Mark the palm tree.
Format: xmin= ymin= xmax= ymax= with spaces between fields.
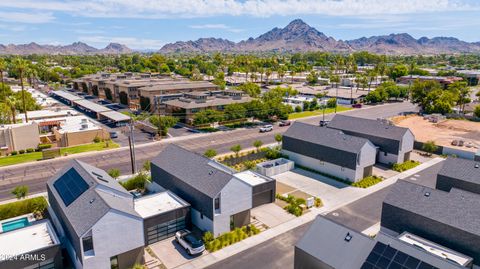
xmin=0 ymin=58 xmax=6 ymax=101
xmin=13 ymin=58 xmax=29 ymax=122
xmin=5 ymin=96 xmax=18 ymax=123
xmin=265 ymin=69 xmax=272 ymax=85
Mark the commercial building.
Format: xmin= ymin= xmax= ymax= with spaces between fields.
xmin=283 ymin=122 xmax=377 ymax=182
xmin=295 ymin=216 xmax=471 ymax=269
xmin=162 ymin=90 xmax=252 ymax=125
xmin=19 ymin=109 xmax=79 ymax=122
xmin=396 ymin=75 xmax=463 ymax=88
xmin=436 ymin=157 xmax=480 ymax=195
xmin=328 ymin=115 xmax=415 ymax=165
xmin=0 ymin=122 xmax=40 ymax=155
xmin=47 ymin=160 xmax=145 ymax=269
xmin=151 ymin=144 xmax=275 ymax=236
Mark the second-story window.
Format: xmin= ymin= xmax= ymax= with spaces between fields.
xmin=83 ymin=236 xmax=94 ymax=253
xmin=214 ymin=196 xmax=221 ymax=213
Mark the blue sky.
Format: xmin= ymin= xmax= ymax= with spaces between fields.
xmin=0 ymin=0 xmax=480 ymax=50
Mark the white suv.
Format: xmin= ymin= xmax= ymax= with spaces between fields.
xmin=175 ymin=230 xmax=205 ymax=255
xmin=259 ymin=125 xmax=273 ymax=132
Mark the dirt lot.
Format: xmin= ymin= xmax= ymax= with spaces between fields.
xmin=395 ymin=115 xmax=480 ymax=152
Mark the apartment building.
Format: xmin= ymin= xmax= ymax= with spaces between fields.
xmin=151 ymin=144 xmax=275 ymax=236
xmin=282 ymin=122 xmax=377 ymax=182
xmin=0 ymin=122 xmax=40 ymax=155
xmin=328 ymin=115 xmax=415 ymax=165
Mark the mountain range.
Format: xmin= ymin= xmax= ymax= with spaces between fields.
xmin=0 ymin=42 xmax=132 ymax=55
xmin=2 ymin=19 xmax=480 ymax=55
xmin=159 ymin=19 xmax=480 ymax=55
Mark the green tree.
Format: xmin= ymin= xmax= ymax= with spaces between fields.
xmin=11 ymin=185 xmax=29 ymax=199
xmin=237 ymin=82 xmax=260 ymax=97
xmin=474 ymin=105 xmax=480 ymax=118
xmin=213 ymin=72 xmax=226 ymax=90
xmin=230 ymin=144 xmax=242 ymax=158
xmin=327 ymin=98 xmax=337 ymax=108
xmin=448 ymin=81 xmax=470 ymax=113
xmin=193 ymin=109 xmax=224 ymax=125
xmin=306 ymin=71 xmax=318 ymax=85
xmin=148 ymin=115 xmax=178 ymax=136
xmin=253 ymin=140 xmax=263 ymax=152
xmin=13 ymin=58 xmax=30 ymax=122
xmin=0 ymin=58 xmax=6 ymax=101
xmin=365 ymin=88 xmax=388 ymax=103
xmin=204 ymin=149 xmax=217 ymax=158
xmin=275 ymin=134 xmax=282 ymax=145
xmin=142 ymin=160 xmax=151 ymax=171
xmin=108 ymin=168 xmax=121 ymax=179
xmin=5 ymin=96 xmax=19 ymax=123
xmin=410 ymin=80 xmax=458 ymax=113
xmin=422 ymin=141 xmax=438 ymax=156
xmin=224 ymin=103 xmax=247 ymax=120
xmin=389 ymin=64 xmax=408 ymax=80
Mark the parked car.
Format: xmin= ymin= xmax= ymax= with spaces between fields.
xmin=175 ymin=230 xmax=205 ymax=255
xmin=259 ymin=125 xmax=273 ymax=132
xmin=352 ymin=103 xmax=362 ymax=108
xmin=451 ymin=140 xmax=458 ymax=146
xmin=458 ymin=140 xmax=464 ymax=147
xmin=319 ymin=120 xmax=330 ymax=127
xmin=109 ymin=131 xmax=118 ymax=139
xmin=279 ymin=120 xmax=291 ymax=127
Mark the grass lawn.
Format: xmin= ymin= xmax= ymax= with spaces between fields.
xmin=0 ymin=142 xmax=120 ymax=167
xmin=288 ymin=106 xmax=352 ymax=119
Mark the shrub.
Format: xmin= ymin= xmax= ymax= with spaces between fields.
xmin=276 ymin=194 xmax=306 ymax=216
xmin=19 ymin=149 xmax=25 ymax=154
xmin=10 ymin=151 xmax=18 ymax=156
xmin=26 ymin=148 xmax=34 ymax=153
xmin=204 ymin=224 xmax=261 ymax=252
xmin=351 ymin=176 xmax=383 ymax=188
xmin=120 ymin=172 xmax=150 ymax=191
xmin=204 ymin=149 xmax=217 ymax=158
xmin=315 ymin=197 xmax=323 ymax=207
xmin=422 ymin=140 xmax=438 ymax=155
xmin=294 ymin=106 xmax=302 ymax=112
xmin=392 ymin=160 xmax=420 ymax=172
xmin=11 ymin=185 xmax=29 ymax=199
xmin=37 ymin=144 xmax=52 ymax=151
xmin=107 ymin=168 xmax=121 ymax=179
xmin=0 ymin=197 xmax=48 ymax=221
xmin=93 ymin=136 xmax=101 ymax=143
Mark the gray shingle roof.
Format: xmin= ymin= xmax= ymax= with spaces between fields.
xmin=151 ymin=144 xmax=234 ymax=198
xmin=383 ymin=180 xmax=480 ymax=237
xmin=438 ymin=157 xmax=480 ymax=185
xmin=47 ymin=159 xmax=140 ymax=237
xmin=296 ymin=216 xmax=376 ymax=269
xmin=283 ymin=122 xmax=373 ymax=169
xmin=327 ymin=114 xmax=411 ymax=153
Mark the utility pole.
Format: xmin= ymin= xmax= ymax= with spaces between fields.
xmin=128 ymin=121 xmax=137 ymax=174
xmin=335 ymin=87 xmax=338 ymax=113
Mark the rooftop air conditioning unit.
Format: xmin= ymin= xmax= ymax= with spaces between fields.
xmin=81 ymin=118 xmax=88 ymax=123
xmin=81 ymin=123 xmax=88 ymax=129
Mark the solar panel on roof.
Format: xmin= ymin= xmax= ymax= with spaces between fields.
xmin=361 ymin=242 xmax=439 ymax=269
xmin=53 ymin=168 xmax=89 ymax=206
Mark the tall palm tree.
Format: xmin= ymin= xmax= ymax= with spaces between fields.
xmin=5 ymin=96 xmax=18 ymax=124
xmin=0 ymin=58 xmax=6 ymax=101
xmin=13 ymin=58 xmax=29 ymax=122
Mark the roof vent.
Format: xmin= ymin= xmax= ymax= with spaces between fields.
xmin=209 ymin=170 xmax=214 ymax=175
xmin=89 ymin=198 xmax=96 ymax=204
xmin=475 ymin=164 xmax=479 ymax=168
xmin=92 ymin=172 xmax=103 ymax=178
xmin=424 ymin=192 xmax=430 ymax=197
xmin=344 ymin=232 xmax=352 ymax=242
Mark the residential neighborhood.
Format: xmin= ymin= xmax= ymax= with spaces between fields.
xmin=1 ymin=3 xmax=480 ymax=269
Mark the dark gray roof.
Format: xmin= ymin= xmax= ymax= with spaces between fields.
xmin=383 ymin=180 xmax=480 ymax=237
xmin=328 ymin=115 xmax=412 ymax=153
xmin=151 ymin=144 xmax=234 ymax=198
xmin=296 ymin=216 xmax=376 ymax=269
xmin=284 ymin=122 xmax=370 ymax=154
xmin=283 ymin=122 xmax=374 ymax=169
xmin=438 ymin=157 xmax=480 ymax=185
xmin=47 ymin=159 xmax=140 ymax=237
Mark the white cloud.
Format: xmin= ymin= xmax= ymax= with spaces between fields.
xmin=0 ymin=24 xmax=27 ymax=32
xmin=0 ymin=11 xmax=55 ymax=23
xmin=0 ymin=0 xmax=477 ymax=18
xmin=78 ymin=35 xmax=164 ymax=50
xmin=189 ymin=24 xmax=229 ymax=29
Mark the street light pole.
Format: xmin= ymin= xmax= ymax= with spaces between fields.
xmin=128 ymin=121 xmax=137 ymax=174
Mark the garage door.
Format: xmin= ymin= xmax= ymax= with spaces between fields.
xmin=146 ymin=216 xmax=186 ymax=245
xmin=253 ymin=190 xmax=273 ymax=208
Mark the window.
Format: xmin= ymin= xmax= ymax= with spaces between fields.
xmin=215 ymin=196 xmax=221 ymax=213
xmin=110 ymin=256 xmax=119 ymax=269
xmin=384 ymin=152 xmax=388 ymax=156
xmin=341 ymin=167 xmax=345 ymax=171
xmin=82 ymin=236 xmax=94 ymax=253
xmin=200 ymin=212 xmax=204 ymax=219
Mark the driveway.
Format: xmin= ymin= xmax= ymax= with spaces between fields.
xmin=149 ymin=237 xmax=204 ymax=269
xmin=251 ymin=203 xmax=295 ymax=229
xmin=272 ymin=169 xmax=364 ymax=208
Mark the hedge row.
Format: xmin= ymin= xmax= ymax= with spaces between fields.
xmin=0 ymin=197 xmax=48 ymax=221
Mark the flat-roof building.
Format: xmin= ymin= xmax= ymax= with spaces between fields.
xmin=0 ymin=122 xmax=40 ymax=155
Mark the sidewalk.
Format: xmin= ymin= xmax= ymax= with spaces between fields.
xmin=173 ymin=157 xmax=445 ymax=269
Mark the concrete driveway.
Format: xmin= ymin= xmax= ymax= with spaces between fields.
xmin=149 ymin=237 xmax=204 ymax=269
xmin=251 ymin=203 xmax=295 ymax=228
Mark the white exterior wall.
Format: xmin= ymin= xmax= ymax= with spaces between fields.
xmin=354 ymin=142 xmax=377 ymax=180
xmin=213 ymin=178 xmax=252 ymax=236
xmin=377 ymin=150 xmax=399 ymax=165
xmin=82 ymin=211 xmax=144 ymax=269
xmin=191 ymin=208 xmax=214 ymax=233
xmin=283 ymin=150 xmax=358 ymax=181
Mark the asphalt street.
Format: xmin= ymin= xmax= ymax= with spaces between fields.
xmin=205 ymin=221 xmax=312 ymax=269
xmin=0 ymin=102 xmax=418 ymax=201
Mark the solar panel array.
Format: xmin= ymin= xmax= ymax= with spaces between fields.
xmin=361 ymin=242 xmax=439 ymax=269
xmin=53 ymin=168 xmax=89 ymax=206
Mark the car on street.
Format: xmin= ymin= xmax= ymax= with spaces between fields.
xmin=352 ymin=103 xmax=362 ymax=108
xmin=175 ymin=230 xmax=205 ymax=255
xmin=109 ymin=131 xmax=119 ymax=139
xmin=319 ymin=120 xmax=330 ymax=127
xmin=259 ymin=125 xmax=273 ymax=132
xmin=279 ymin=120 xmax=291 ymax=127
